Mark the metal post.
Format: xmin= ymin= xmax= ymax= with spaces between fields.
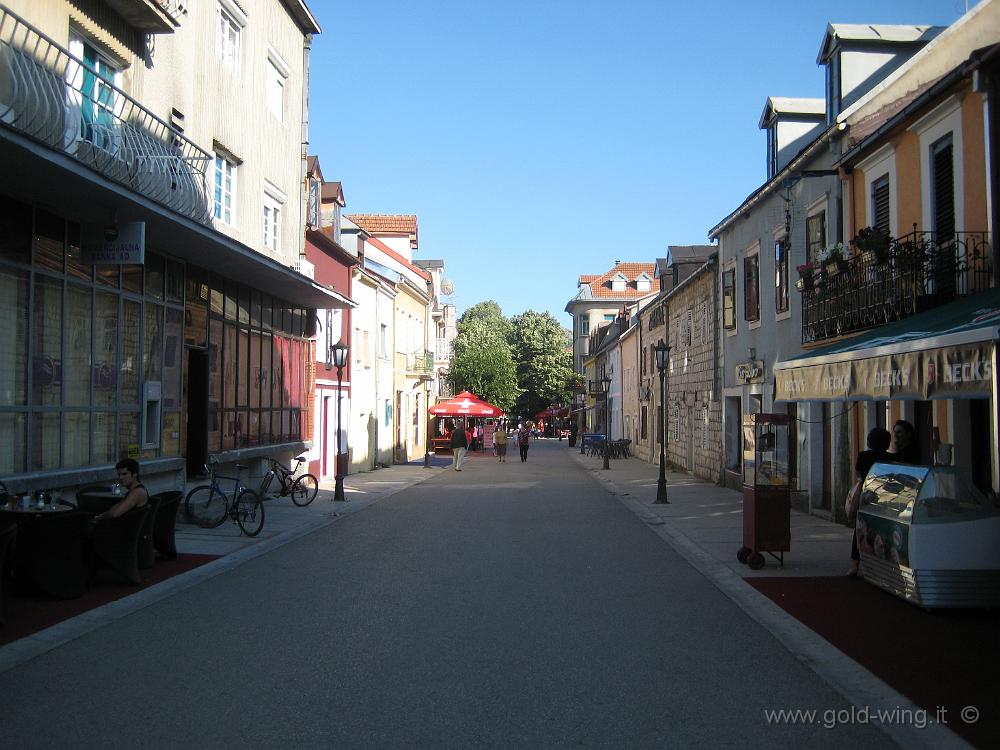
xmin=654 ymin=339 xmax=670 ymax=503
xmin=603 ymin=393 xmax=610 ymax=470
xmin=334 ymin=363 xmax=346 ymax=501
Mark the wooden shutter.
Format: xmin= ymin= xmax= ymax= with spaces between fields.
xmin=872 ymin=175 xmax=890 ymax=236
xmin=932 ymin=135 xmax=955 ymax=238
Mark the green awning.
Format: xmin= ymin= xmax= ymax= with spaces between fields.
xmin=774 ymin=289 xmax=1000 ymax=402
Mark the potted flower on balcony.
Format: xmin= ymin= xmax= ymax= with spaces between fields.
xmin=816 ymin=243 xmax=847 ymax=276
xmin=795 ymin=262 xmax=817 ymax=291
xmin=853 ymin=226 xmax=891 ymax=265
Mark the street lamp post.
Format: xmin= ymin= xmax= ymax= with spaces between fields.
xmin=654 ymin=339 xmax=671 ymax=504
xmin=580 ymin=393 xmax=587 ymax=454
xmin=331 ymin=342 xmax=349 ymax=502
xmin=602 ymin=372 xmax=612 ymax=470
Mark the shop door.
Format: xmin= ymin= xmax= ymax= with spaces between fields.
xmin=185 ymin=349 xmax=208 ymax=476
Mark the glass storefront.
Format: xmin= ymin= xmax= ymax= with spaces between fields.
xmin=0 ymin=195 xmax=313 ymax=477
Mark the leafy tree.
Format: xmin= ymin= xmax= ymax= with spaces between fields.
xmin=509 ymin=311 xmax=574 ymax=418
xmin=448 ymin=301 xmax=518 ymax=411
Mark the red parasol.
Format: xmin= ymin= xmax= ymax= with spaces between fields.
xmin=429 ymin=390 xmax=504 ymax=417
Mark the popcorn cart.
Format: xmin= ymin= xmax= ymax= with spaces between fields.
xmin=857 ymin=463 xmax=1000 ymax=608
xmin=737 ymin=413 xmax=791 ymax=570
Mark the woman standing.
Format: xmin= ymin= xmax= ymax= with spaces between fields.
xmin=848 ymin=427 xmax=890 ymax=577
xmin=494 ymin=423 xmax=508 ymax=463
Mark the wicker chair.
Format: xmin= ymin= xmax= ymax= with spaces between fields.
xmin=0 ymin=523 xmax=17 ymax=623
xmin=150 ymin=491 xmax=183 ymax=561
xmin=90 ymin=506 xmax=150 ymax=585
xmin=136 ymin=495 xmax=162 ymax=570
xmin=14 ymin=511 xmax=92 ymax=599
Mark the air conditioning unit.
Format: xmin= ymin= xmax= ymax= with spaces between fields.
xmin=294 ymin=258 xmax=314 ymax=279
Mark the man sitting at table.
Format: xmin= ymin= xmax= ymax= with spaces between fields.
xmin=93 ymin=458 xmax=149 ymax=522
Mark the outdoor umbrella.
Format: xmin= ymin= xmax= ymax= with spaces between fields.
xmin=428 ymin=390 xmax=504 ymax=417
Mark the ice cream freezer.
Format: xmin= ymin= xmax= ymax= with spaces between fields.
xmin=857 ymin=463 xmax=1000 ymax=609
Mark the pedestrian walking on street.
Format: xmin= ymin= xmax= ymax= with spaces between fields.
xmin=451 ymin=422 xmax=469 ymax=471
xmin=494 ymin=423 xmax=508 ymax=462
xmin=517 ymin=424 xmax=531 ymax=462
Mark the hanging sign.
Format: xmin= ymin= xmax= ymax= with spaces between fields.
xmin=83 ymin=222 xmax=146 ymax=264
xmin=736 ymin=360 xmax=765 ymax=384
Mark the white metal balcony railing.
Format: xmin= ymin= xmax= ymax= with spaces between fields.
xmin=434 ymin=339 xmax=451 ymax=360
xmin=0 ymin=7 xmax=212 ymax=224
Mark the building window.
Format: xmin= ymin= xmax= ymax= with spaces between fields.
xmin=871 ymin=176 xmax=890 ymax=236
xmin=744 ymin=254 xmax=759 ymax=322
xmin=774 ymin=238 xmax=788 ymax=313
xmin=580 ymin=315 xmax=589 ymax=337
xmin=931 ymin=134 xmax=955 ymax=238
xmin=213 ymin=153 xmax=236 ymax=225
xmin=722 ymin=268 xmax=736 ymax=330
xmin=685 ymin=309 xmax=693 ymax=347
xmin=379 ymin=323 xmax=388 ymax=359
xmin=701 ymin=300 xmax=709 ymax=344
xmin=807 ymin=211 xmax=826 ymax=265
xmin=68 ymin=36 xmax=122 ymax=149
xmin=641 ymin=405 xmax=648 ymax=440
xmin=216 ymin=2 xmax=243 ymax=72
xmin=263 ymin=188 xmax=283 ymax=253
xmin=265 ymin=54 xmax=287 ymax=121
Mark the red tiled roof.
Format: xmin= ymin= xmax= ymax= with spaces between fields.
xmin=579 ymin=262 xmax=657 ymax=299
xmin=346 ymin=214 xmax=418 ymax=247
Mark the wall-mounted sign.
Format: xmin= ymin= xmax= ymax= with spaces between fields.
xmin=83 ymin=221 xmax=146 ymax=264
xmin=736 ymin=360 xmax=765 ymax=384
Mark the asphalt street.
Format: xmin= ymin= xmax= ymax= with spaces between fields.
xmin=0 ymin=441 xmax=899 ymax=749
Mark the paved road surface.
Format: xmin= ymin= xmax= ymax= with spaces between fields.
xmin=0 ymin=441 xmax=897 ymax=748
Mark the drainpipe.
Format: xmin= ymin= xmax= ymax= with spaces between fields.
xmin=711 ymin=255 xmax=722 ymax=484
xmin=299 ymin=33 xmax=312 ymax=262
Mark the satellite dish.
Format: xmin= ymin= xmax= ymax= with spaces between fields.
xmin=442 ymin=278 xmax=455 ymax=296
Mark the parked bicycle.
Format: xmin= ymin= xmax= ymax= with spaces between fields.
xmin=258 ymin=455 xmax=318 ymax=507
xmin=184 ymin=460 xmax=264 ymax=536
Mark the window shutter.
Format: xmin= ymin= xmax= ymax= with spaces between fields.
xmin=931 ymin=136 xmax=955 ymax=238
xmin=872 ymin=175 xmax=890 ymax=236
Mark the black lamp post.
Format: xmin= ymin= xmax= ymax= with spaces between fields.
xmin=602 ymin=372 xmax=612 ymax=470
xmin=580 ymin=393 xmax=587 ymax=454
xmin=654 ymin=339 xmax=671 ymax=504
xmin=331 ymin=341 xmax=348 ymax=501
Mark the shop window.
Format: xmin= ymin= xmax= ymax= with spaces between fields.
xmin=0 ymin=269 xmax=28 ymax=408
xmin=0 ymin=197 xmax=31 ymax=264
xmin=0 ymin=413 xmax=26 ymax=474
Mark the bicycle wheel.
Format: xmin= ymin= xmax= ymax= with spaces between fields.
xmin=235 ymin=489 xmax=265 ymax=537
xmin=290 ymin=474 xmax=319 ymax=506
xmin=185 ymin=486 xmax=227 ymax=528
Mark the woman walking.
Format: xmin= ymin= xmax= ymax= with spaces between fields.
xmin=494 ymin=423 xmax=508 ymax=462
xmin=517 ymin=424 xmax=531 ymax=462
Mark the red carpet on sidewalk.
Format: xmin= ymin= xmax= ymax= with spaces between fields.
xmin=1 ymin=553 xmax=218 ymax=647
xmin=746 ymin=575 xmax=1000 ymax=749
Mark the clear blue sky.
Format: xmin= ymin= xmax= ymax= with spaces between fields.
xmin=307 ymin=0 xmax=974 ymax=326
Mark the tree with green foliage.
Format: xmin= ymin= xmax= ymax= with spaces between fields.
xmin=509 ymin=311 xmax=574 ymax=419
xmin=448 ymin=300 xmax=518 ymax=412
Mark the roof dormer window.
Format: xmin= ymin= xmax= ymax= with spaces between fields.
xmin=610 ymin=272 xmax=627 ymax=293
xmin=636 ymin=272 xmax=652 ymax=292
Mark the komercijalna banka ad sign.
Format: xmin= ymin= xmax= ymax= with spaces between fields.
xmin=82 ymin=222 xmax=145 ymax=264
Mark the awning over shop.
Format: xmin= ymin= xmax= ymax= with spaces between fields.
xmin=429 ymin=391 xmax=504 ymax=417
xmin=774 ymin=289 xmax=1000 ymax=402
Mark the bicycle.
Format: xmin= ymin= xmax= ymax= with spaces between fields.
xmin=258 ymin=455 xmax=318 ymax=507
xmin=184 ymin=460 xmax=265 ymax=536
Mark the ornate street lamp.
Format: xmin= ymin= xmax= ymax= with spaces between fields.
xmin=654 ymin=339 xmax=670 ymax=503
xmin=331 ymin=341 xmax=349 ymax=502
xmin=602 ymin=372 xmax=612 ymax=470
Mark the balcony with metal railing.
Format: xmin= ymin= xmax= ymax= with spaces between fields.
xmin=434 ymin=338 xmax=451 ymax=360
xmin=0 ymin=7 xmax=212 ymax=224
xmin=408 ymin=349 xmax=434 ymax=376
xmin=104 ymin=0 xmax=184 ymax=33
xmin=800 ymin=230 xmax=993 ymax=344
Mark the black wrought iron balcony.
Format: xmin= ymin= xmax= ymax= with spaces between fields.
xmin=800 ymin=230 xmax=993 ymax=344
xmin=0 ymin=7 xmax=212 ymax=224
